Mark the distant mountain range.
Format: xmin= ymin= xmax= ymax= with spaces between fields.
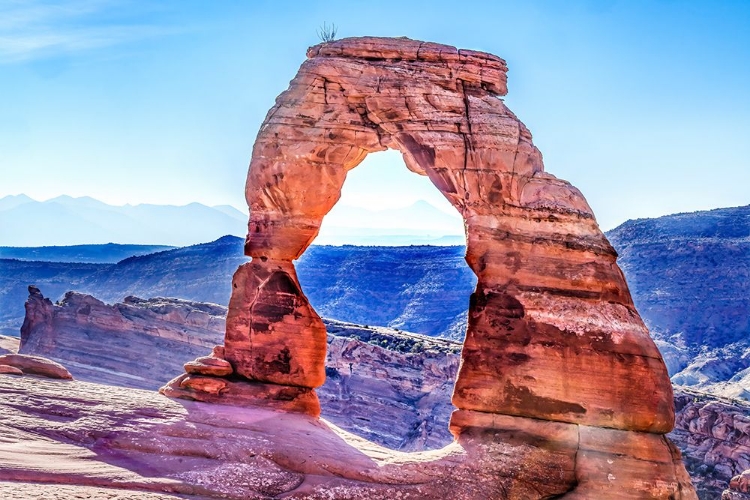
xmin=0 ymin=195 xmax=464 ymax=247
xmin=0 ymin=194 xmax=248 ymax=247
xmin=0 ymin=243 xmax=175 ymax=263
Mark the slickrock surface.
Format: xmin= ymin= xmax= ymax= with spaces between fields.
xmin=0 ymin=483 xmax=189 ymax=500
xmin=0 ymin=374 xmax=693 ymax=499
xmin=0 ymin=334 xmax=19 ymax=354
xmin=18 ymin=289 xmax=727 ymax=495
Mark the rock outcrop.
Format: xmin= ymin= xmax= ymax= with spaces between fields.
xmin=725 ymin=471 xmax=750 ymax=499
xmin=21 ymin=289 xmax=738 ymax=494
xmin=159 ymin=36 xmax=691 ymax=496
xmin=19 ymin=287 xmax=223 ymax=388
xmin=671 ymin=390 xmax=750 ymax=498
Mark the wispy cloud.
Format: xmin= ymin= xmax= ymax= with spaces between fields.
xmin=0 ymin=0 xmax=181 ymax=63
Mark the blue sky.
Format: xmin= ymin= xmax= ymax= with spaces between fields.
xmin=1 ymin=0 xmax=749 ymax=231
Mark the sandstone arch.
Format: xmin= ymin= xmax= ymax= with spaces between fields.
xmin=162 ymin=36 xmax=696 ymax=497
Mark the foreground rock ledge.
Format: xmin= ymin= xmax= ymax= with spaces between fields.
xmin=0 ymin=376 xmax=694 ymax=499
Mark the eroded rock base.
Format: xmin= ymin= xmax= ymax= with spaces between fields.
xmin=0 ymin=375 xmax=696 ymax=499
xmin=160 ymin=373 xmax=321 ymax=416
xmin=451 ymin=409 xmax=695 ymax=499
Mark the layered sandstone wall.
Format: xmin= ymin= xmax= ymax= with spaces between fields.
xmin=19 ymin=289 xmax=458 ymax=451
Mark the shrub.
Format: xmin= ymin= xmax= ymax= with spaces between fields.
xmin=317 ymin=22 xmax=337 ymax=43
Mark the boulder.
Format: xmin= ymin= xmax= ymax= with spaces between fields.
xmin=0 ymin=353 xmax=72 ymax=379
xmin=0 ymin=365 xmax=23 ymax=375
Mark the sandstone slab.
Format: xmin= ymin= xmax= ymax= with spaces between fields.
xmin=161 ymin=373 xmax=321 ymax=416
xmin=184 ymin=355 xmax=233 ymax=377
xmin=0 ymin=353 xmax=72 ymax=379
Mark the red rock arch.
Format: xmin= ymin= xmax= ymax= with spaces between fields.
xmin=168 ymin=37 xmax=673 ymax=434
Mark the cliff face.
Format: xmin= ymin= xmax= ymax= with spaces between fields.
xmin=20 ymin=288 xmax=223 ymax=389
xmin=607 ymin=205 xmax=750 ymax=399
xmin=19 ymin=288 xmax=458 ymax=451
xmin=323 ymin=320 xmax=459 ymax=450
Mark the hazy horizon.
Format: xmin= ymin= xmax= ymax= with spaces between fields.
xmin=1 ymin=1 xmax=748 ymax=234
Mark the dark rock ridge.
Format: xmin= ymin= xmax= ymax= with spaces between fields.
xmin=297 ymin=245 xmax=475 ymax=339
xmin=0 ymin=237 xmax=476 ymax=339
xmin=19 ymin=288 xmax=458 ymax=451
xmin=0 ymin=243 xmax=175 ymax=263
xmin=607 ymin=205 xmax=750 ymax=399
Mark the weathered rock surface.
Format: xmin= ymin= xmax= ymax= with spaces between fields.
xmin=0 ymin=375 xmax=693 ymax=499
xmin=17 ymin=289 xmax=722 ymax=494
xmin=0 ymin=334 xmax=19 ymax=354
xmin=19 ymin=287 xmax=225 ymax=387
xmin=224 ymin=261 xmax=327 ymax=389
xmin=725 ymin=470 xmax=750 ymax=499
xmin=184 ymin=353 xmax=233 ymax=377
xmin=671 ymin=390 xmax=750 ymax=498
xmin=0 ymin=353 xmax=72 ymax=379
xmin=0 ymin=364 xmax=23 ymax=375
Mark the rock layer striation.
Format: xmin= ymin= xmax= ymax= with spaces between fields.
xmin=20 ymin=289 xmax=459 ymax=451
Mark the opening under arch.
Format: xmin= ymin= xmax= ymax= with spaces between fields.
xmin=294 ymin=149 xmax=477 ymax=452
